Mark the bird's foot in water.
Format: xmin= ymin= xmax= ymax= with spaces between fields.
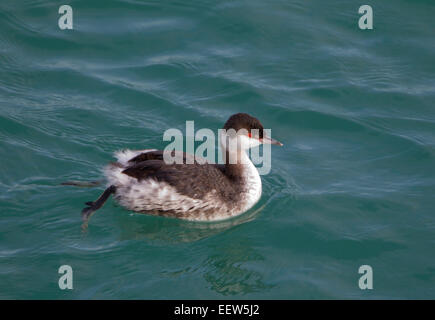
xmin=81 ymin=203 xmax=98 ymax=222
xmin=80 ymin=185 xmax=117 ymax=223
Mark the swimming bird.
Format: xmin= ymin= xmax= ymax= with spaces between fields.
xmin=81 ymin=113 xmax=282 ymax=222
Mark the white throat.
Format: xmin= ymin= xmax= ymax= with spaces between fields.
xmin=238 ymin=150 xmax=262 ymax=211
xmin=219 ymin=134 xmax=262 ymax=211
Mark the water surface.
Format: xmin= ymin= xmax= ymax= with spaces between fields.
xmin=1 ymin=0 xmax=435 ymax=299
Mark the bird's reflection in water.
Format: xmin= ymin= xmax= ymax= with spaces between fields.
xmin=116 ymin=204 xmax=274 ymax=295
xmin=115 ymin=203 xmax=266 ymax=243
xmin=110 ymin=203 xmax=274 ymax=296
xmin=201 ymin=239 xmax=275 ymax=296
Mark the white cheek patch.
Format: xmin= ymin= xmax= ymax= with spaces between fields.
xmin=239 ymin=135 xmax=262 ymax=150
xmin=249 ymin=137 xmax=262 ymax=149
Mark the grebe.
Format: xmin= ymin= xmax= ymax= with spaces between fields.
xmin=81 ymin=113 xmax=282 ymax=222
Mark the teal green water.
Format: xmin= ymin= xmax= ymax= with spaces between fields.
xmin=1 ymin=0 xmax=435 ymax=299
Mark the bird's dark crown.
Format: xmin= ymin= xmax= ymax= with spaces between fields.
xmin=223 ymin=113 xmax=264 ymax=138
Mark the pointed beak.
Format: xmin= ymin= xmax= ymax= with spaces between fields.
xmin=262 ymin=136 xmax=283 ymax=146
